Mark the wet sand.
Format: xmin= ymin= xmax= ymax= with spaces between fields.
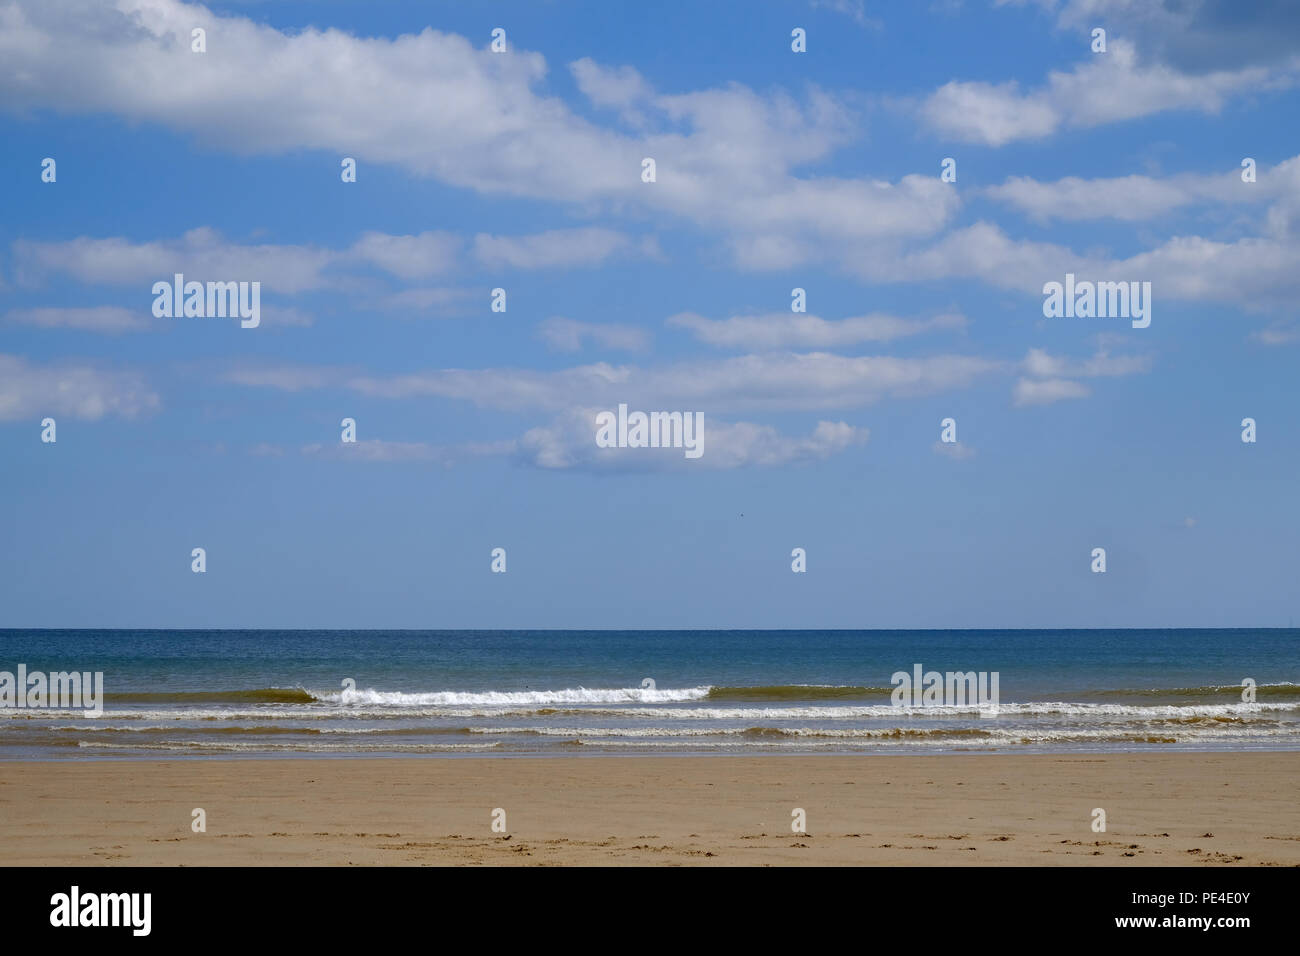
xmin=1 ymin=753 xmax=1296 ymax=866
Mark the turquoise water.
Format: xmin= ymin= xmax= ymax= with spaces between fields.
xmin=1 ymin=629 xmax=1296 ymax=758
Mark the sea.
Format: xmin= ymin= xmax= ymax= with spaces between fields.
xmin=0 ymin=629 xmax=1296 ymax=759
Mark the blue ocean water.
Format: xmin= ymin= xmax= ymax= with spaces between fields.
xmin=1 ymin=629 xmax=1296 ymax=758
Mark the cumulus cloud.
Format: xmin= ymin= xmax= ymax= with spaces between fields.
xmin=0 ymin=300 xmax=309 ymax=332
xmin=668 ymin=310 xmax=965 ymax=349
xmin=473 ymin=228 xmax=641 ymax=270
xmin=350 ymin=231 xmax=461 ymax=279
xmin=920 ymin=40 xmax=1296 ymax=146
xmin=0 ymin=0 xmax=958 ymax=264
xmin=221 ymin=348 xmax=1006 ymax=422
xmin=537 ymin=317 xmax=650 ymax=352
xmin=9 ymin=226 xmax=658 ymax=300
xmin=1250 ymin=322 xmax=1300 ymax=345
xmin=516 ymin=408 xmax=869 ymax=470
xmin=301 ymin=438 xmax=516 ymax=464
xmin=218 ymin=348 xmax=1000 ymax=472
xmin=1013 ymin=377 xmax=1090 ymax=406
xmin=983 ymin=156 xmax=1299 ymax=223
xmin=1046 ymin=0 xmax=1300 ymax=72
xmin=333 ymin=352 xmax=1005 ymax=414
xmin=1011 ymin=346 xmax=1148 ymax=405
xmin=299 ymin=437 xmax=512 ymax=463
xmin=1022 ymin=347 xmax=1150 ymax=379
xmin=3 ymin=305 xmax=153 ymax=332
xmin=842 ymin=219 xmax=1300 ymax=311
xmin=289 ymin=417 xmax=868 ymax=472
xmin=570 ymin=58 xmax=653 ymax=111
xmin=809 ymin=0 xmax=882 ymax=30
xmin=985 ymin=173 xmax=1227 ymax=223
xmin=922 ymin=78 xmax=1059 ymax=146
xmin=0 ymin=353 xmax=159 ymax=420
xmin=11 ymin=227 xmax=336 ymax=293
xmin=302 ymin=440 xmax=440 ymax=463
xmin=372 ymin=287 xmax=477 ymax=315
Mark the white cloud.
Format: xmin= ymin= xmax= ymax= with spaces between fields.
xmin=1013 ymin=377 xmax=1090 ymax=406
xmin=0 ymin=0 xmax=626 ymax=197
xmin=570 ymin=58 xmax=652 ymax=111
xmin=986 ymin=173 xmax=1219 ymax=223
xmin=10 ymin=226 xmax=654 ymax=296
xmin=809 ymin=0 xmax=882 ymax=29
xmin=537 ymin=317 xmax=650 ymax=352
xmin=373 ymin=287 xmax=477 ymax=315
xmin=1022 ymin=347 xmax=1150 ymax=378
xmin=920 ymin=40 xmax=1296 ymax=146
xmin=1047 ymin=0 xmax=1300 ymax=72
xmin=473 ymin=228 xmax=639 ymax=270
xmin=302 ymin=438 xmax=515 ymax=464
xmin=1120 ymin=235 xmax=1300 ymax=308
xmin=842 ymin=219 xmax=1300 ymax=311
xmin=336 ymin=352 xmax=1004 ymax=414
xmin=0 ymin=1 xmax=958 ymax=264
xmin=991 ymin=340 xmax=1155 ymax=409
xmin=922 ymin=79 xmax=1059 ymax=146
xmin=517 ymin=408 xmax=869 ymax=470
xmin=0 ymin=353 xmax=159 ymax=420
xmin=1250 ymin=322 xmax=1300 ymax=345
xmin=668 ymin=310 xmax=965 ymax=349
xmin=225 ymin=349 xmax=1005 ymax=416
xmin=290 ymin=413 xmax=868 ymax=471
xmin=350 ymin=231 xmax=461 ymax=279
xmin=1012 ymin=346 xmax=1148 ymax=405
xmin=12 ymin=228 xmax=337 ymax=292
xmin=3 ymin=305 xmax=153 ymax=332
xmin=705 ymin=419 xmax=869 ymax=468
xmin=303 ymin=440 xmax=442 ymax=463
xmin=4 ymin=300 xmax=310 ymax=331
xmin=983 ymin=156 xmax=1299 ymax=223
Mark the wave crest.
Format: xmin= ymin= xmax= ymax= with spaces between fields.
xmin=326 ymin=686 xmax=712 ymax=707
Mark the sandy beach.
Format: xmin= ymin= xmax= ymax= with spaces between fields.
xmin=0 ymin=753 xmax=1296 ymax=866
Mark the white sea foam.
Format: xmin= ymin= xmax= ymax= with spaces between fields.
xmin=75 ymin=740 xmax=500 ymax=753
xmin=17 ymin=722 xmax=1296 ymax=743
xmin=467 ymin=724 xmax=1295 ymax=740
xmin=4 ymin=698 xmax=1298 ymax=723
xmin=324 ymin=686 xmax=713 ymax=707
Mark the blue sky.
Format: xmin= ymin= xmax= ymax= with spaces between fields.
xmin=1 ymin=0 xmax=1298 ymax=629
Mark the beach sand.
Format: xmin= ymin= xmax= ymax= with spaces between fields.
xmin=0 ymin=753 xmax=1296 ymax=866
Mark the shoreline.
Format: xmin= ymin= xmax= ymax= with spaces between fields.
xmin=1 ymin=752 xmax=1296 ymax=866
xmin=5 ymin=742 xmax=1300 ymax=763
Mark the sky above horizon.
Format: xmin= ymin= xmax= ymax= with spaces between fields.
xmin=1 ymin=0 xmax=1298 ymax=629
